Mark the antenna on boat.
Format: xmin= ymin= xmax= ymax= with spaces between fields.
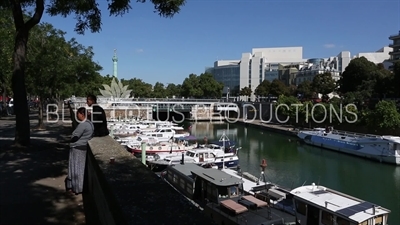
xmin=219 ymin=132 xmax=229 ymax=170
xmin=301 ymin=180 xmax=307 ymax=186
xmin=317 ymin=176 xmax=320 ymax=187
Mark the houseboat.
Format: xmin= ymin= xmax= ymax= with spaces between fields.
xmin=161 ymin=163 xmax=296 ymax=225
xmin=290 ymin=183 xmax=391 ymax=225
xmin=297 ymin=127 xmax=400 ymax=165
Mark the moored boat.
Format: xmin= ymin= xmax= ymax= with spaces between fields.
xmin=161 ymin=163 xmax=296 ymax=225
xmin=147 ymin=144 xmax=240 ymax=171
xmin=297 ymin=127 xmax=400 ymax=165
xmin=290 ymin=183 xmax=391 ymax=225
xmin=161 ymin=163 xmax=391 ymax=225
xmin=128 ymin=141 xmax=197 ymax=156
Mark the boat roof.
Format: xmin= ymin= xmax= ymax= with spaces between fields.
xmin=169 ymin=163 xmax=203 ymax=177
xmin=290 ymin=184 xmax=390 ymax=223
xmin=169 ymin=164 xmax=243 ymax=187
xmin=191 ymin=169 xmax=244 ymax=187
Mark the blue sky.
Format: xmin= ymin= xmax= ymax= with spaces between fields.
xmin=41 ymin=0 xmax=400 ymax=85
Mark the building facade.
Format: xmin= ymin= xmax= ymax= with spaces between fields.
xmin=353 ymin=47 xmax=392 ymax=65
xmin=389 ymin=31 xmax=400 ymax=69
xmin=295 ymin=58 xmax=341 ymax=85
xmin=206 ymin=60 xmax=240 ymax=95
xmin=206 ymin=43 xmax=392 ymax=99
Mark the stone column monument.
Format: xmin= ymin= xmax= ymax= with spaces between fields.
xmin=112 ymin=49 xmax=118 ymax=78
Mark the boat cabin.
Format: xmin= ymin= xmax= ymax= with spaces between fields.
xmin=290 ymin=183 xmax=390 ymax=225
xmin=144 ymin=128 xmax=175 ymax=138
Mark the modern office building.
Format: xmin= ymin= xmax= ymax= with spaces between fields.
xmin=239 ymin=47 xmax=305 ymax=100
xmin=353 ymin=47 xmax=392 ymax=65
xmin=205 ymin=60 xmax=240 ymax=95
xmin=207 ymin=44 xmax=392 ymax=99
xmin=388 ymin=31 xmax=400 ymax=69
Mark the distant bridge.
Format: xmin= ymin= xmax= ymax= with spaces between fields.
xmin=70 ymin=97 xmax=239 ymax=112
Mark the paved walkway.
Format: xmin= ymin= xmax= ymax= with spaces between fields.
xmin=0 ymin=112 xmax=85 ymax=225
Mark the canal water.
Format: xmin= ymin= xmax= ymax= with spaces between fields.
xmin=188 ymin=122 xmax=400 ymax=224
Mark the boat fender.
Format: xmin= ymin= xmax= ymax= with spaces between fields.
xmin=158 ymin=147 xmax=162 ymax=150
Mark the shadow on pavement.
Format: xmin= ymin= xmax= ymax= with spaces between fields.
xmin=0 ymin=113 xmax=84 ymax=224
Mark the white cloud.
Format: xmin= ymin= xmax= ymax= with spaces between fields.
xmin=136 ymin=49 xmax=144 ymax=53
xmin=323 ymin=44 xmax=335 ymax=48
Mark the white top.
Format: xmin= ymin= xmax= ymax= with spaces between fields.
xmin=290 ymin=184 xmax=390 ymax=223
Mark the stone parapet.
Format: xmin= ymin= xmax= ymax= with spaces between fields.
xmin=84 ymin=136 xmax=214 ymax=225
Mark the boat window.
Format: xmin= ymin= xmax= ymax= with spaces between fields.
xmin=336 ymin=217 xmax=350 ymax=225
xmin=186 ymin=184 xmax=192 ymax=194
xmin=217 ymin=186 xmax=229 ymax=198
xmin=195 ymin=154 xmax=198 ymax=157
xmin=295 ymin=200 xmax=307 ymax=216
xmin=321 ymin=211 xmax=333 ymax=225
xmin=229 ymin=186 xmax=238 ymax=197
xmin=180 ymin=179 xmax=185 ymax=189
xmin=205 ymin=153 xmax=209 ymax=158
xmin=374 ymin=215 xmax=383 ymax=225
xmin=173 ymin=174 xmax=178 ymax=183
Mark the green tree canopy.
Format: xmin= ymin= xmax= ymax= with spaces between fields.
xmin=198 ymin=73 xmax=224 ymax=98
xmin=0 ymin=0 xmax=187 ymax=146
xmin=152 ymin=82 xmax=166 ymax=98
xmin=239 ymin=86 xmax=252 ymax=98
xmin=296 ymin=80 xmax=314 ymax=99
xmin=181 ymin=74 xmax=203 ymax=98
xmin=338 ymin=57 xmax=378 ymax=95
xmin=254 ymin=80 xmax=270 ymax=97
xmin=366 ymin=100 xmax=400 ymax=129
xmin=312 ymin=72 xmax=336 ymax=101
xmin=269 ymin=79 xmax=289 ymax=97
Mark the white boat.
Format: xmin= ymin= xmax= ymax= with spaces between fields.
xmin=127 ymin=141 xmax=197 ymax=156
xmin=297 ymin=127 xmax=400 ymax=165
xmin=114 ymin=136 xmax=159 ymax=146
xmin=147 ymin=144 xmax=240 ymax=170
xmin=290 ymin=183 xmax=390 ymax=225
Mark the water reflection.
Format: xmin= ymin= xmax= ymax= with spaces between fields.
xmin=190 ymin=122 xmax=400 ymax=224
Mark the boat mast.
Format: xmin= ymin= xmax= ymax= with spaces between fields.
xmin=219 ymin=132 xmax=229 ymax=170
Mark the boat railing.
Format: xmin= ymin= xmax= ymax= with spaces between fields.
xmin=330 ymin=129 xmax=381 ymax=138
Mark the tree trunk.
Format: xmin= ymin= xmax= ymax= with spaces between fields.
xmin=12 ymin=29 xmax=30 ymax=146
xmin=2 ymin=83 xmax=6 ymax=104
xmin=37 ymin=96 xmax=44 ymax=129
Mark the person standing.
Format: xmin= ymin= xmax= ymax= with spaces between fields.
xmin=66 ymin=107 xmax=94 ymax=195
xmin=86 ymin=94 xmax=109 ymax=137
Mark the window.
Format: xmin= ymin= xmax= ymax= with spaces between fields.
xmin=336 ymin=217 xmax=350 ymax=225
xmin=229 ymin=186 xmax=238 ymax=197
xmin=186 ymin=185 xmax=192 ymax=194
xmin=321 ymin=211 xmax=333 ymax=225
xmin=180 ymin=179 xmax=185 ymax=189
xmin=217 ymin=186 xmax=229 ymax=198
xmin=374 ymin=215 xmax=383 ymax=225
xmin=295 ymin=200 xmax=307 ymax=216
xmin=173 ymin=174 xmax=178 ymax=183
